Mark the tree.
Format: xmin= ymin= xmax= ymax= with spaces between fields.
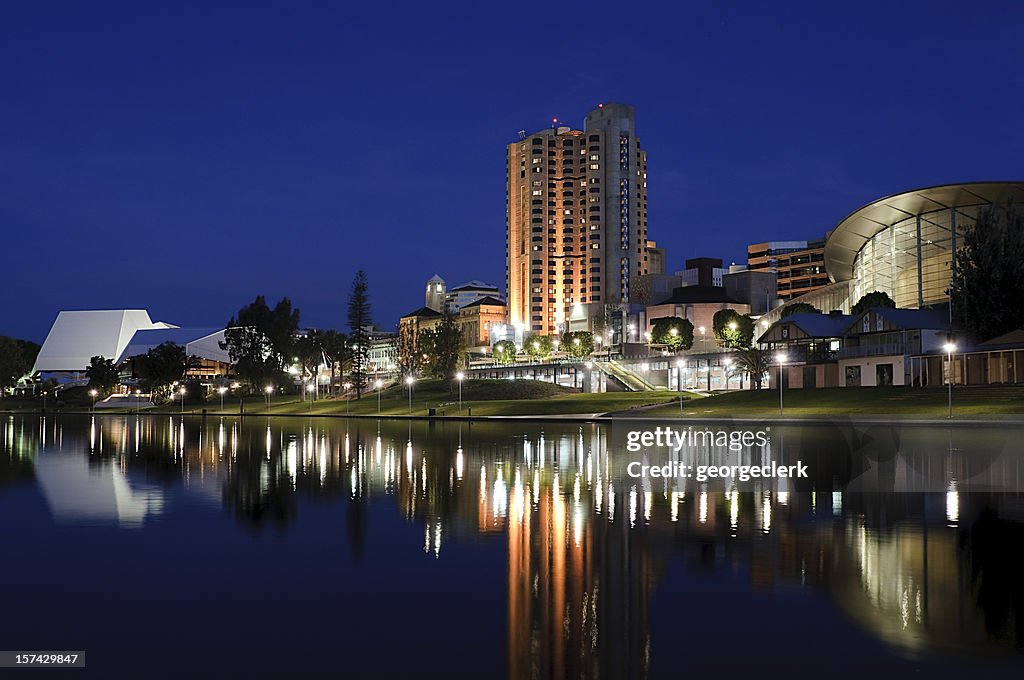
xmin=320 ymin=330 xmax=350 ymax=391
xmin=523 ymin=333 xmax=553 ymax=361
xmin=650 ymin=317 xmax=694 ymax=352
xmin=420 ymin=313 xmax=464 ymax=378
xmin=221 ymin=295 xmax=300 ymax=391
xmin=950 ymin=204 xmax=1024 ymax=341
xmin=347 ymin=270 xmax=372 ymax=397
xmin=492 ymin=340 xmax=518 ymax=365
xmin=562 ymin=331 xmax=594 ymax=359
xmin=294 ymin=331 xmax=324 ymax=388
xmin=134 ymin=342 xmax=189 ymax=400
xmin=781 ymin=302 xmax=821 ymax=317
xmin=86 ymin=356 xmax=119 ymax=395
xmin=396 ymin=324 xmax=422 ymax=376
xmin=0 ymin=337 xmax=38 ymax=392
xmin=712 ymin=309 xmax=755 ymax=348
xmin=851 ymin=291 xmax=896 ymax=316
xmin=732 ymin=347 xmax=772 ymax=390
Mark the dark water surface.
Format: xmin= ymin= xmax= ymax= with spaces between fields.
xmin=2 ymin=414 xmax=1024 ymax=679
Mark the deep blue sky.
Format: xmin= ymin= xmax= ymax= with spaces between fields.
xmin=2 ymin=1 xmax=1022 ymax=342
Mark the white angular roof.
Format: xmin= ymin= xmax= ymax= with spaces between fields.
xmin=32 ymin=310 xmax=172 ymax=373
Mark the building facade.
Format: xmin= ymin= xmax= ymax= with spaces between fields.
xmin=824 ymin=182 xmax=1024 ymax=310
xmin=457 ymin=296 xmax=507 ymax=350
xmin=425 ymin=275 xmax=446 ymax=313
xmin=748 ymin=239 xmax=829 ymax=302
xmin=445 ymin=280 xmax=503 ymax=313
xmin=507 ymin=103 xmax=649 ymax=336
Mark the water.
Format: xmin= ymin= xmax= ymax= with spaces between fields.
xmin=2 ymin=414 xmax=1024 ymax=678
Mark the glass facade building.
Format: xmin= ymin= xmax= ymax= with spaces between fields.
xmin=824 ymin=183 xmax=1024 ymax=310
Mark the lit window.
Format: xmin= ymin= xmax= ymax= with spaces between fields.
xmin=590 ymin=164 xmax=599 ymax=170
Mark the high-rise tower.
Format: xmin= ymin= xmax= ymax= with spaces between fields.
xmin=506 ymin=103 xmax=648 ymax=335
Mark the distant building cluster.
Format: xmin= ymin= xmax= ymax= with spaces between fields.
xmin=23 ymin=103 xmax=1024 ymax=396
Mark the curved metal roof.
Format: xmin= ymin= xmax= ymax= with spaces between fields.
xmin=824 ymin=182 xmax=1024 ymax=282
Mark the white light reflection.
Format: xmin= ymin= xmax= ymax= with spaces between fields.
xmin=946 ymin=480 xmax=959 ymax=526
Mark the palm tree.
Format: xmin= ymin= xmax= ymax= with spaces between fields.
xmin=732 ymin=347 xmax=771 ymax=390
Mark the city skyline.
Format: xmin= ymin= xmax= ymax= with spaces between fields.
xmin=3 ymin=2 xmax=1023 ymax=342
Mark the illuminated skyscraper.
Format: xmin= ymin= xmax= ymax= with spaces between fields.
xmin=506 ymin=103 xmax=649 ymax=335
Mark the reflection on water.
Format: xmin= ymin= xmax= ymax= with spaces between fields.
xmin=2 ymin=414 xmax=1024 ymax=675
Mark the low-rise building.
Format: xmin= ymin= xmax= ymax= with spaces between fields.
xmin=457 ymin=296 xmax=507 ymax=350
xmin=645 ymin=286 xmax=751 ymax=346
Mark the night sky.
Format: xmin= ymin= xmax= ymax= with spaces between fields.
xmin=2 ymin=1 xmax=1022 ymax=342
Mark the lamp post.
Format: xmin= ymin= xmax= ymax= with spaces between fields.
xmin=218 ymin=386 xmax=227 ymax=412
xmin=405 ymin=375 xmax=415 ymax=415
xmin=344 ymin=382 xmax=352 ymax=416
xmin=640 ymin=362 xmax=649 ymax=391
xmin=179 ymin=386 xmax=186 ymax=414
xmin=89 ymin=389 xmax=98 ymax=412
xmin=944 ymin=342 xmax=957 ymax=419
xmin=776 ymin=353 xmax=788 ymax=416
xmin=455 ymin=371 xmax=465 ymax=414
xmin=644 ymin=331 xmax=652 ymax=358
xmin=306 ymin=382 xmax=316 ymax=411
xmin=676 ymin=359 xmax=685 ymax=414
xmin=375 ymin=379 xmax=383 ymax=416
xmin=264 ymin=385 xmax=273 ymax=410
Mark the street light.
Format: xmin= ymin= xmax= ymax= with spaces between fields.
xmin=405 ymin=375 xmax=415 ymax=415
xmin=455 ymin=372 xmax=465 ymax=414
xmin=375 ymin=379 xmax=383 ymax=416
xmin=264 ymin=385 xmax=273 ymax=410
xmin=776 ymin=353 xmax=788 ymax=416
xmin=675 ymin=359 xmax=685 ymax=413
xmin=944 ymin=342 xmax=957 ymax=418
xmin=343 ymin=382 xmax=352 ymax=416
xmin=179 ymin=386 xmax=187 ymax=414
xmin=89 ymin=388 xmax=98 ymax=412
xmin=218 ymin=385 xmax=227 ymax=412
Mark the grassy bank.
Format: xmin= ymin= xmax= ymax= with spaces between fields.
xmin=42 ymin=379 xmax=682 ymax=417
xmin=632 ymin=385 xmax=1024 ymax=418
xmin=8 ymin=382 xmax=1022 ymax=419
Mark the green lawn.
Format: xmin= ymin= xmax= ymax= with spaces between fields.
xmin=9 ymin=382 xmax=1022 ymax=419
xmin=87 ymin=379 xmax=682 ymax=417
xmin=633 ymin=385 xmax=1024 ymax=418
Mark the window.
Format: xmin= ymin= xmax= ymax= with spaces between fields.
xmin=590 ymin=164 xmax=600 ymax=170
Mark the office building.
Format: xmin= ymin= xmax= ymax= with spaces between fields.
xmin=507 ymin=103 xmax=649 ymax=336
xmin=748 ymin=239 xmax=829 ymax=301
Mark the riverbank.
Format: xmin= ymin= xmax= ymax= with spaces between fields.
xmin=4 ymin=384 xmax=1023 ymax=421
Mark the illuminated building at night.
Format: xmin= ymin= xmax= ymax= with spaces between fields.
xmin=506 ymin=103 xmax=650 ymax=336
